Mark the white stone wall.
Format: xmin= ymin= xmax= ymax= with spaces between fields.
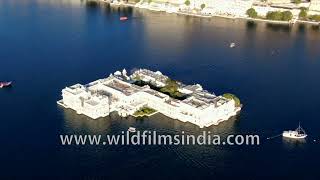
xmin=61 ymin=85 xmax=110 ymax=119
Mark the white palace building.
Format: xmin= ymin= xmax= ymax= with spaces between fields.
xmin=57 ymin=69 xmax=241 ymax=128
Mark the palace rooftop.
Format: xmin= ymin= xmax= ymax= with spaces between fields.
xmin=58 ymin=68 xmax=241 ymax=128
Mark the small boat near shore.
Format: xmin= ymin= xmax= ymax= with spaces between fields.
xmin=128 ymin=127 xmax=136 ymax=133
xmin=282 ymin=123 xmax=307 ymax=139
xmin=120 ymin=16 xmax=128 ymax=21
xmin=230 ymin=42 xmax=236 ymax=48
xmin=0 ymin=81 xmax=12 ymax=88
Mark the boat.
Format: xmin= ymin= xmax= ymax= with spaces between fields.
xmin=128 ymin=127 xmax=136 ymax=133
xmin=0 ymin=81 xmax=12 ymax=88
xmin=282 ymin=123 xmax=307 ymax=139
xmin=120 ymin=16 xmax=128 ymax=21
xmin=230 ymin=42 xmax=236 ymax=48
xmin=110 ymin=1 xmax=121 ymax=6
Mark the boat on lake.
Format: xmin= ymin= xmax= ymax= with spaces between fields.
xmin=0 ymin=81 xmax=12 ymax=88
xmin=120 ymin=16 xmax=128 ymax=21
xmin=230 ymin=42 xmax=236 ymax=48
xmin=282 ymin=123 xmax=307 ymax=139
xmin=128 ymin=127 xmax=136 ymax=133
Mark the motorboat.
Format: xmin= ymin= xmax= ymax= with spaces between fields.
xmin=282 ymin=123 xmax=307 ymax=139
xmin=230 ymin=42 xmax=236 ymax=48
xmin=120 ymin=16 xmax=128 ymax=21
xmin=0 ymin=81 xmax=12 ymax=88
xmin=128 ymin=127 xmax=136 ymax=133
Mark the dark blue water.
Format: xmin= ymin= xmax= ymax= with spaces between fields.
xmin=1 ymin=0 xmax=320 ymax=179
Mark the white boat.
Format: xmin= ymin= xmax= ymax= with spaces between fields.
xmin=230 ymin=42 xmax=236 ymax=48
xmin=128 ymin=127 xmax=136 ymax=133
xmin=282 ymin=123 xmax=307 ymax=139
xmin=110 ymin=1 xmax=121 ymax=6
xmin=0 ymin=81 xmax=12 ymax=88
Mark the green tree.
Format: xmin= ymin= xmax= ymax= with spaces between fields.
xmin=201 ymin=4 xmax=206 ymax=10
xmin=266 ymin=11 xmax=293 ymax=21
xmin=246 ymin=8 xmax=258 ymax=18
xmin=309 ymin=15 xmax=320 ymax=22
xmin=163 ymin=78 xmax=178 ymax=92
xmin=299 ymin=8 xmax=308 ymax=20
xmin=266 ymin=11 xmax=282 ymax=20
xmin=222 ymin=93 xmax=241 ymax=107
xmin=293 ymin=0 xmax=301 ymax=4
xmin=282 ymin=11 xmax=293 ymax=21
xmin=185 ymin=0 xmax=190 ymax=6
xmin=132 ymin=74 xmax=141 ymax=81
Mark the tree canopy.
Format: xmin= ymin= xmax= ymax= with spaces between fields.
xmin=246 ymin=8 xmax=258 ymax=18
xmin=185 ymin=0 xmax=190 ymax=6
xmin=293 ymin=0 xmax=301 ymax=4
xmin=266 ymin=11 xmax=283 ymax=21
xmin=282 ymin=11 xmax=293 ymax=21
xmin=266 ymin=11 xmax=293 ymax=21
xmin=201 ymin=4 xmax=206 ymax=9
xmin=222 ymin=93 xmax=241 ymax=107
xmin=299 ymin=8 xmax=308 ymax=19
xmin=309 ymin=15 xmax=320 ymax=22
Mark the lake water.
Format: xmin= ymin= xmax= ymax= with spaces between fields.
xmin=1 ymin=0 xmax=320 ymax=179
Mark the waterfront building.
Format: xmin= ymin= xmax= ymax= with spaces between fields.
xmin=252 ymin=0 xmax=306 ymax=17
xmin=107 ymin=0 xmax=320 ymax=20
xmin=58 ymin=69 xmax=241 ymax=128
xmin=267 ymin=0 xmax=291 ymax=4
xmin=310 ymin=0 xmax=320 ymax=11
xmin=204 ymin=0 xmax=253 ymax=17
xmin=60 ymin=84 xmax=110 ymax=119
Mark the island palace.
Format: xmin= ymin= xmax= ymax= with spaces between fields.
xmin=57 ymin=69 xmax=241 ymax=128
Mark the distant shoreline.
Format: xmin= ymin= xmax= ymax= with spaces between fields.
xmin=99 ymin=1 xmax=320 ymax=26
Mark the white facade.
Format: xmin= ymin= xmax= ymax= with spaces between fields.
xmin=108 ymin=0 xmax=320 ymax=20
xmin=58 ymin=69 xmax=241 ymax=128
xmin=60 ymin=84 xmax=110 ymax=119
xmin=133 ymin=0 xmax=254 ymax=17
xmin=202 ymin=0 xmax=254 ymax=17
xmin=267 ymin=0 xmax=291 ymax=4
xmin=310 ymin=0 xmax=320 ymax=12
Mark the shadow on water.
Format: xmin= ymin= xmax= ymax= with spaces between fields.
xmin=101 ymin=3 xmax=134 ymax=17
xmin=246 ymin=20 xmax=257 ymax=29
xmin=298 ymin=23 xmax=305 ymax=33
xmin=0 ymin=87 xmax=14 ymax=93
xmin=311 ymin=24 xmax=320 ymax=31
xmin=282 ymin=137 xmax=306 ymax=150
xmin=102 ymin=3 xmax=114 ymax=17
xmin=85 ymin=0 xmax=99 ymax=8
xmin=266 ymin=23 xmax=291 ymax=32
xmin=61 ymin=107 xmax=113 ymax=134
